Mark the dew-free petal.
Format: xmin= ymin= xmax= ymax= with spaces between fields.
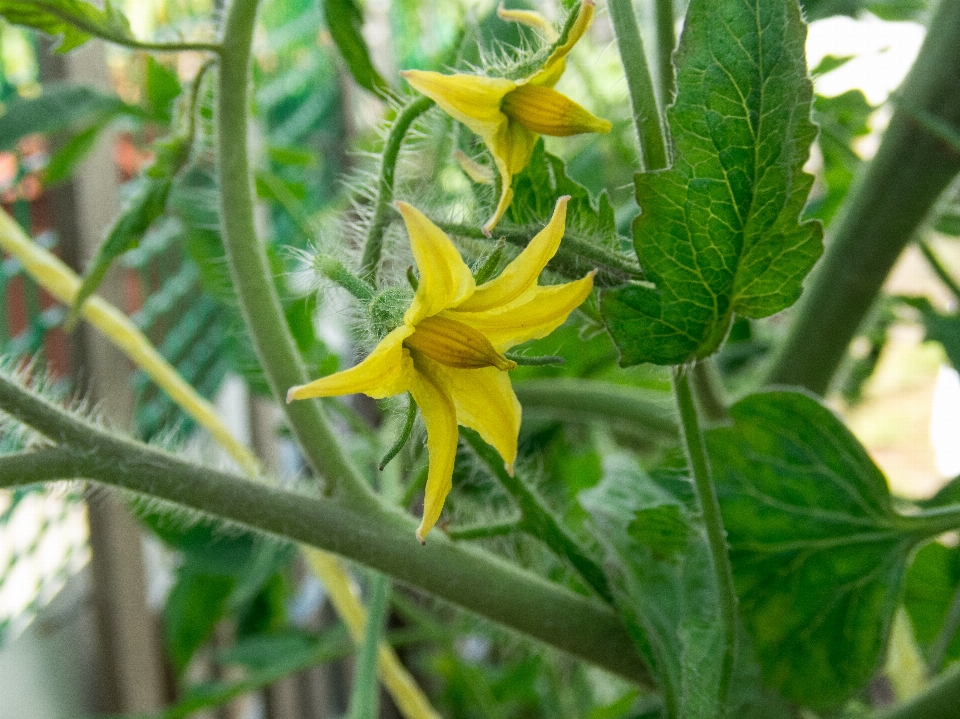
xmin=460 ymin=196 xmax=569 ymax=312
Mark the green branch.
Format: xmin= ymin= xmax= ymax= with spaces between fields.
xmin=767 ymin=0 xmax=960 ymax=394
xmin=673 ymin=366 xmax=737 ymax=708
xmin=0 ymin=374 xmax=647 ymax=683
xmin=462 ymin=428 xmax=614 ymax=603
xmin=653 ymin=0 xmax=676 ymax=105
xmin=514 ymin=378 xmax=677 ymax=439
xmin=435 ymin=218 xmax=643 ymax=282
xmin=607 ymin=0 xmax=669 ymax=171
xmin=446 ymin=517 xmax=522 ymax=541
xmin=360 ymin=96 xmax=435 ymax=283
xmin=215 ymin=0 xmax=370 ymax=500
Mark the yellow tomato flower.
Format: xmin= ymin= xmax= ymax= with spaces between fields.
xmin=401 ymin=1 xmax=611 ymax=235
xmin=287 ymin=197 xmax=594 ymax=542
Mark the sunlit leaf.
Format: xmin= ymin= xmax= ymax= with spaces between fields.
xmin=0 ymin=0 xmax=134 ymax=52
xmin=708 ymin=391 xmax=913 ymax=707
xmin=602 ymin=0 xmax=822 ymax=366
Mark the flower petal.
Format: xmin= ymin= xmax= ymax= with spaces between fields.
xmin=424 ymin=360 xmax=521 ymax=472
xmin=286 ymin=326 xmax=414 ymax=402
xmin=396 ymin=202 xmax=476 ymax=323
xmin=409 ymin=367 xmax=459 ymax=543
xmin=401 ymin=70 xmax=515 ymax=141
xmin=483 ymin=121 xmax=539 ymax=235
xmin=502 ymin=85 xmax=611 ymax=137
xmin=497 ymin=4 xmax=559 ymax=42
xmin=460 ymin=196 xmax=569 ymax=312
xmin=445 ymin=271 xmax=595 ymax=350
xmin=528 ymin=0 xmax=595 ymax=88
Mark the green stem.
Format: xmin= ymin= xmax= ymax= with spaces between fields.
xmin=919 ymin=240 xmax=960 ymax=303
xmin=904 ymin=505 xmax=960 ymax=539
xmin=347 ymin=573 xmax=390 ymax=719
xmin=876 ymin=661 xmax=960 ymax=719
xmin=607 ymin=0 xmax=669 ymax=171
xmin=653 ymin=0 xmax=676 ymax=105
xmin=314 ymin=255 xmax=375 ymax=301
xmin=928 ymin=580 xmax=960 ymax=676
xmin=692 ymin=360 xmax=727 ymax=423
xmin=215 ymin=0 xmax=369 ymax=500
xmin=359 ymin=96 xmax=435 ymax=282
xmin=436 ymin=219 xmax=643 ymax=281
xmin=0 ymin=375 xmax=647 ymax=682
xmin=504 ymin=353 xmax=565 ymax=367
xmin=767 ymin=0 xmax=960 ymax=394
xmin=514 ymin=378 xmax=677 ymax=439
xmin=462 ymin=428 xmax=614 ymax=603
xmin=400 ymin=465 xmax=428 ymax=509
xmin=447 ymin=518 xmax=521 ymax=541
xmin=673 ymin=366 xmax=737 ymax=709
xmin=0 ymin=446 xmax=87 ymax=483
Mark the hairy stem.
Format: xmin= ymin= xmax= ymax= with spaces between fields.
xmin=767 ymin=0 xmax=960 ymax=394
xmin=360 ymin=97 xmax=435 ymax=282
xmin=462 ymin=428 xmax=614 ymax=603
xmin=673 ymin=366 xmax=737 ymax=710
xmin=0 ymin=377 xmax=646 ymax=682
xmin=216 ymin=0 xmax=369 ymax=499
xmin=607 ymin=0 xmax=669 ymax=171
xmin=436 ymin=218 xmax=643 ymax=282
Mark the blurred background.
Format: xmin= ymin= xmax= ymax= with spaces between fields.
xmin=0 ymin=0 xmax=957 ymax=717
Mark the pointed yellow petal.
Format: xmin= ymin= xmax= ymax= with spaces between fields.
xmin=502 ymin=85 xmax=612 ymax=137
xmin=401 ymin=70 xmax=515 ymax=140
xmin=482 ymin=121 xmax=538 ymax=235
xmin=396 ymin=202 xmax=476 ymax=324
xmin=461 ymin=196 xmax=569 ymax=312
xmin=425 ymin=360 xmax=520 ymax=471
xmin=445 ymin=271 xmax=595 ymax=350
xmin=497 ymin=4 xmax=559 ymax=42
xmin=528 ymin=0 xmax=595 ymax=88
xmin=409 ymin=368 xmax=459 ymax=543
xmin=287 ymin=326 xmax=414 ymax=401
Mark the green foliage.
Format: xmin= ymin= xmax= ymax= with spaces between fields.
xmin=323 ymin=0 xmax=393 ymax=97
xmin=904 ymin=541 xmax=960 ymax=668
xmin=0 ymin=0 xmax=134 ymax=52
xmin=602 ymin=0 xmax=823 ymax=366
xmin=801 ymin=0 xmax=929 ymax=22
xmin=0 ymin=82 xmax=140 ymax=150
xmin=582 ymin=456 xmax=763 ymax=719
xmin=707 ymin=391 xmax=913 ymax=707
xmin=70 ymin=136 xmax=190 ymax=322
xmin=902 ymin=296 xmax=960 ymax=370
xmin=808 ymin=89 xmax=874 ymax=225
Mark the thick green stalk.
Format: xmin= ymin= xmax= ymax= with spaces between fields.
xmin=607 ymin=0 xmax=669 ymax=171
xmin=652 ymin=0 xmax=676 ymax=105
xmin=876 ymin=661 xmax=960 ymax=719
xmin=215 ymin=0 xmax=368 ymax=499
xmin=360 ymin=97 xmax=435 ymax=282
xmin=767 ymin=0 xmax=960 ymax=394
xmin=0 ymin=373 xmax=646 ymax=682
xmin=673 ymin=366 xmax=737 ymax=710
xmin=462 ymin=428 xmax=613 ymax=603
xmin=514 ymin=378 xmax=677 ymax=438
